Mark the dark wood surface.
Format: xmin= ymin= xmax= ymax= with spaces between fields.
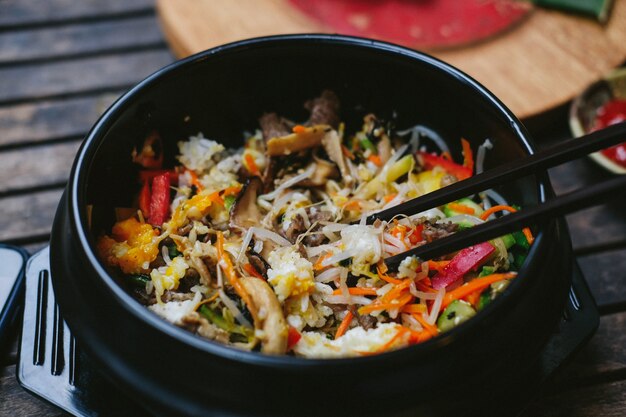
xmin=0 ymin=1 xmax=625 ymax=416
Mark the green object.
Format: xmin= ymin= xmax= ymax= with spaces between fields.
xmin=533 ymin=0 xmax=614 ymax=23
xmin=514 ymin=253 xmax=528 ymax=270
xmin=478 ymin=291 xmax=492 ymax=311
xmin=443 ymin=198 xmax=484 ymax=217
xmin=501 ymin=234 xmax=516 ymax=249
xmin=359 ymin=137 xmax=376 ymax=152
xmin=479 ymin=266 xmax=496 ymax=277
xmin=167 ymin=243 xmax=181 ymax=258
xmin=437 ymin=300 xmax=477 ymax=332
xmin=128 ymin=274 xmax=150 ymax=288
xmin=512 ymin=231 xmax=530 ymax=250
xmin=224 ymin=195 xmax=237 ymax=211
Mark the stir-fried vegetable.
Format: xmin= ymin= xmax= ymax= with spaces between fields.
xmin=96 ymin=91 xmax=532 ymax=358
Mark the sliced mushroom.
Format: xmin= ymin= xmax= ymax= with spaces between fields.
xmin=266 ymin=124 xmax=331 ymax=157
xmin=247 ymin=250 xmax=271 ymax=278
xmin=377 ymin=135 xmax=392 ymax=166
xmin=300 ymin=160 xmax=339 ymax=187
xmin=321 ymin=129 xmax=352 ymax=185
xmin=230 ymin=177 xmax=263 ymax=229
xmin=180 ymin=312 xmax=230 ymax=344
xmin=239 ymin=277 xmax=288 ymax=354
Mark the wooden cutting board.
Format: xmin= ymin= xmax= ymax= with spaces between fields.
xmin=156 ymin=0 xmax=626 ymax=120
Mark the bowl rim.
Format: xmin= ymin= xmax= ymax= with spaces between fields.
xmin=67 ymin=33 xmax=548 ymax=367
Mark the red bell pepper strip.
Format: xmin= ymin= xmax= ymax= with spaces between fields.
xmin=418 ymin=152 xmax=473 ymax=180
xmin=287 ymin=326 xmax=302 ymax=350
xmin=148 ymin=173 xmax=171 ymax=226
xmin=138 ymin=180 xmax=152 ymax=218
xmin=138 ymin=169 xmax=178 ymax=185
xmin=431 ymin=242 xmax=495 ymax=290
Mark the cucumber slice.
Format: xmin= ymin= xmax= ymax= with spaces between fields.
xmin=437 ymin=300 xmax=477 ymax=332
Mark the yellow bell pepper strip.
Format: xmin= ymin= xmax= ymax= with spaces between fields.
xmin=431 ymin=242 xmax=495 ymax=290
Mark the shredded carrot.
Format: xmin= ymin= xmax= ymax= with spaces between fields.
xmin=464 ymin=288 xmax=483 ymax=308
xmin=408 ymin=329 xmax=434 ymax=344
xmin=448 ymin=202 xmax=475 ymax=215
xmin=292 ymin=124 xmax=307 ymax=134
xmin=381 ymin=279 xmax=413 ymax=303
xmin=359 ymin=293 xmax=414 ymax=315
xmin=480 ymin=204 xmax=518 ymax=220
xmin=216 ymin=232 xmax=258 ymax=322
xmin=244 ymin=153 xmax=261 ymax=176
xmin=383 ymin=194 xmax=397 ymax=204
xmin=377 ymin=264 xmax=402 ymax=285
xmin=313 ymin=252 xmax=332 ymax=271
xmin=414 ymin=281 xmax=437 ymax=293
xmin=207 ymin=191 xmax=224 ymax=206
xmin=341 ymin=145 xmax=355 ymax=160
xmin=368 ymin=154 xmax=382 ymax=167
xmin=401 ymin=304 xmax=428 ymax=314
xmin=243 ymin=263 xmax=265 ymax=280
xmin=427 ymin=260 xmax=450 ymax=272
xmin=480 ymin=204 xmax=534 ymax=246
xmin=522 ymin=227 xmax=535 ymax=245
xmin=413 ymin=313 xmax=439 ymax=337
xmin=222 ymin=184 xmax=242 ymax=196
xmin=332 ymin=287 xmax=378 ymax=296
xmin=186 ymin=169 xmax=204 ymax=191
xmin=335 ymin=311 xmax=354 ymax=339
xmin=461 ymin=138 xmax=474 ymax=172
xmin=441 ymin=272 xmax=516 ymax=310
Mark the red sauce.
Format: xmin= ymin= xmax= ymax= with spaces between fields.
xmin=593 ymin=99 xmax=626 ymax=168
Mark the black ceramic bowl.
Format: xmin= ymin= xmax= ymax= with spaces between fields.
xmin=50 ymin=35 xmax=572 ymax=417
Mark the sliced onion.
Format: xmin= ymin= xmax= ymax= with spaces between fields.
xmin=324 ymin=295 xmax=373 ymax=305
xmin=259 ymin=164 xmax=315 ymax=201
xmin=475 ymin=138 xmax=493 ymax=174
xmin=250 ymin=227 xmax=291 ymax=246
xmin=315 ymin=267 xmax=342 ymax=283
xmin=236 ymin=227 xmax=254 ymax=263
xmin=426 ymin=288 xmax=445 ymax=325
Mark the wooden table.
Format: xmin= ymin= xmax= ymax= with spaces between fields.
xmin=0 ymin=1 xmax=625 ymax=416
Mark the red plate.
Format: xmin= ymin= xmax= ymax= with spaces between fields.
xmin=289 ymin=0 xmax=532 ymax=50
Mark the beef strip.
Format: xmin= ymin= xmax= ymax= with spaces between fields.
xmin=422 ymin=220 xmax=459 ymax=243
xmin=348 ymin=305 xmax=377 ymax=330
xmin=282 ymin=209 xmax=334 ymax=246
xmin=305 ymin=90 xmax=340 ymax=128
xmin=259 ymin=112 xmax=294 ymax=141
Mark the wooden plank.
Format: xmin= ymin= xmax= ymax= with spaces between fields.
xmin=0 ymin=365 xmax=69 ymax=416
xmin=0 ymin=16 xmax=165 ymax=65
xmin=0 ymin=94 xmax=119 ymax=147
xmin=522 ymin=379 xmax=626 ymax=417
xmin=0 ymin=141 xmax=80 ymax=194
xmin=0 ymin=50 xmax=173 ymax=104
xmin=0 ymin=189 xmax=63 ymax=242
xmin=555 ymin=311 xmax=626 ymax=386
xmin=548 ymin=160 xmax=626 ymax=249
xmin=578 ymin=250 xmax=626 ymax=309
xmin=0 ymin=0 xmax=154 ymax=27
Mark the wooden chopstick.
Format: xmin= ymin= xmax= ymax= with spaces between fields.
xmin=384 ymin=174 xmax=626 ymax=269
xmin=367 ymin=121 xmax=626 ymax=224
